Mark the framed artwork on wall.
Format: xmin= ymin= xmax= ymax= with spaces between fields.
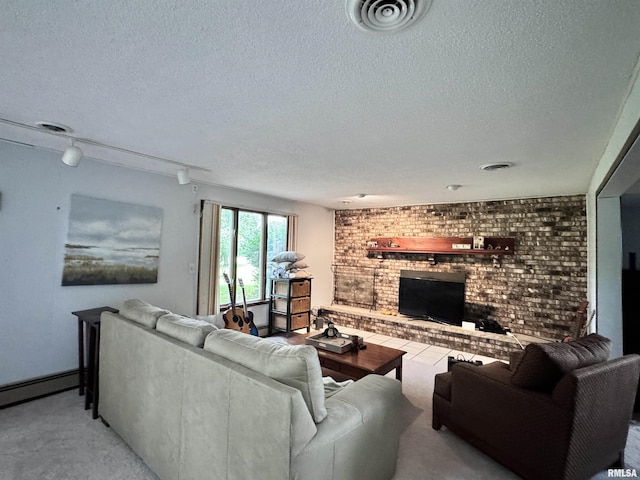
xmin=62 ymin=194 xmax=163 ymax=286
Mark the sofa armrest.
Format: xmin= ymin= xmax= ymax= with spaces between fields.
xmin=328 ymin=373 xmax=403 ymax=422
xmin=292 ymin=375 xmax=404 ymax=480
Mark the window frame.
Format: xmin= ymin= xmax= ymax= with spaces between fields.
xmin=197 ymin=200 xmax=294 ymax=316
xmin=217 ymin=205 xmax=268 ymax=304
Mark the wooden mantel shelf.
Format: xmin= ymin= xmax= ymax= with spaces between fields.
xmin=366 ymin=236 xmax=515 ymax=256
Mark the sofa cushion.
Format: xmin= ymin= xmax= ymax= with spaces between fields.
xmin=119 ymin=299 xmax=170 ymax=328
xmin=511 ymin=333 xmax=611 ymax=391
xmin=204 ymin=329 xmax=327 ymax=423
xmin=156 ymin=314 xmax=216 ymax=347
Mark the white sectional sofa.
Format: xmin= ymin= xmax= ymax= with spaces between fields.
xmin=99 ymin=300 xmax=404 ymax=480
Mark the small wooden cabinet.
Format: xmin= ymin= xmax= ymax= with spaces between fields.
xmin=269 ymin=278 xmax=312 ymax=336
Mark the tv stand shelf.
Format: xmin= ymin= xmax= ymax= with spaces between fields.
xmin=366 ymin=237 xmax=515 ymax=256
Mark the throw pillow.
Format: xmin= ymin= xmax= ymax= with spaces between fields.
xmin=511 ymin=333 xmax=611 ymax=391
xmin=119 ymin=299 xmax=170 ymax=328
xmin=322 ymin=376 xmax=354 ymax=399
xmin=196 ymin=313 xmax=226 ymax=330
xmin=204 ymin=329 xmax=327 ymax=423
xmin=285 ymin=270 xmax=311 ymax=278
xmin=156 ymin=313 xmax=216 ymax=347
xmin=285 ymin=261 xmax=309 ymax=271
xmin=271 ymin=251 xmax=305 ymax=263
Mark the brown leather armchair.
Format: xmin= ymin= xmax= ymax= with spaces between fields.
xmin=432 ymin=334 xmax=640 ymax=480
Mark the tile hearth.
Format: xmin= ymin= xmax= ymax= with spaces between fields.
xmin=323 ymin=325 xmax=503 ymax=369
xmin=318 ymin=304 xmax=539 ymax=361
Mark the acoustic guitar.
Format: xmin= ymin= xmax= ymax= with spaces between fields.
xmin=222 ymin=273 xmax=250 ymax=334
xmin=238 ymin=278 xmax=259 ymax=336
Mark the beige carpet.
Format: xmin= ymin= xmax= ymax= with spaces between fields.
xmin=398 ymin=357 xmax=640 ymax=479
xmin=392 ymin=358 xmax=518 ymax=479
xmin=0 ymin=355 xmax=638 ymax=479
xmin=0 ymin=389 xmax=156 ymax=480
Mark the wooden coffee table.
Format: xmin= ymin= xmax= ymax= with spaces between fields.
xmin=274 ymin=332 xmax=406 ymax=382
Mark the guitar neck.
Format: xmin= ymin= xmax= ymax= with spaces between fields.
xmin=237 ymin=279 xmax=257 ymax=335
xmin=241 ymin=288 xmax=248 ymax=313
xmin=238 ymin=279 xmax=248 ymax=315
xmin=224 ymin=273 xmax=237 ymax=315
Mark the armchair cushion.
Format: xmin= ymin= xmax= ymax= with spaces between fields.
xmin=511 ymin=334 xmax=611 ymax=391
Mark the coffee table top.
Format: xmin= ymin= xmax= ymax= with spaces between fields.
xmin=274 ymin=332 xmax=406 ymax=374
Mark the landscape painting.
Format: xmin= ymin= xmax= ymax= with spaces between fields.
xmin=62 ymin=195 xmax=162 ymax=286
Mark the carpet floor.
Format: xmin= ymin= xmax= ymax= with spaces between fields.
xmin=392 ymin=358 xmax=640 ymax=479
xmin=1 ymin=354 xmax=638 ymax=479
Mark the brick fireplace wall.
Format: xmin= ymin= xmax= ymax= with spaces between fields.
xmin=333 ymin=195 xmax=587 ymax=340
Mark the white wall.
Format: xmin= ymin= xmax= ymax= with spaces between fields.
xmin=0 ymin=141 xmax=334 ymax=386
xmin=586 ymin=66 xmax=640 ymax=342
xmin=596 ymin=198 xmax=624 ymax=357
xmin=294 ymin=202 xmax=335 ymax=313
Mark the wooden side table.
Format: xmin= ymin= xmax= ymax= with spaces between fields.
xmin=72 ymin=306 xmax=118 ymax=419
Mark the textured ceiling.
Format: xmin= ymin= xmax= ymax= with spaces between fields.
xmin=2 ymin=1 xmax=640 ymax=209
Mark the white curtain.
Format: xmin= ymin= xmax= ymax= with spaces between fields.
xmin=197 ymin=201 xmax=221 ymax=315
xmin=287 ymin=214 xmax=297 ymax=251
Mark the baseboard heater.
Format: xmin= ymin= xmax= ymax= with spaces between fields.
xmin=0 ymin=369 xmax=79 ymax=409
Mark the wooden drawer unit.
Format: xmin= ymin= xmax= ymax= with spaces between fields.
xmin=275 ymin=279 xmax=310 ymax=298
xmin=269 ymin=278 xmax=312 ymax=336
xmin=274 ymin=296 xmax=310 ymax=314
xmin=272 ymin=312 xmax=310 ymax=331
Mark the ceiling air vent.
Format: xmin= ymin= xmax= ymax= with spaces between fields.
xmin=346 ymin=0 xmax=431 ymax=33
xmin=480 ymin=162 xmax=514 ymax=172
xmin=34 ymin=121 xmax=74 ymax=134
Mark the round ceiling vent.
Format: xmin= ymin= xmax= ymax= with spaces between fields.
xmin=346 ymin=0 xmax=432 ymax=33
xmin=480 ymin=162 xmax=514 ymax=171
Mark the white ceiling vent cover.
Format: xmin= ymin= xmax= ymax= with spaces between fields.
xmin=346 ymin=0 xmax=431 ymax=33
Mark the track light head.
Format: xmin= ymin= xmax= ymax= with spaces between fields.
xmin=177 ymin=168 xmax=191 ymax=185
xmin=62 ymin=143 xmax=83 ymax=167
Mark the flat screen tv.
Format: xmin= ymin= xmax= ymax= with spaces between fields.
xmin=398 ymin=270 xmax=465 ymax=326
